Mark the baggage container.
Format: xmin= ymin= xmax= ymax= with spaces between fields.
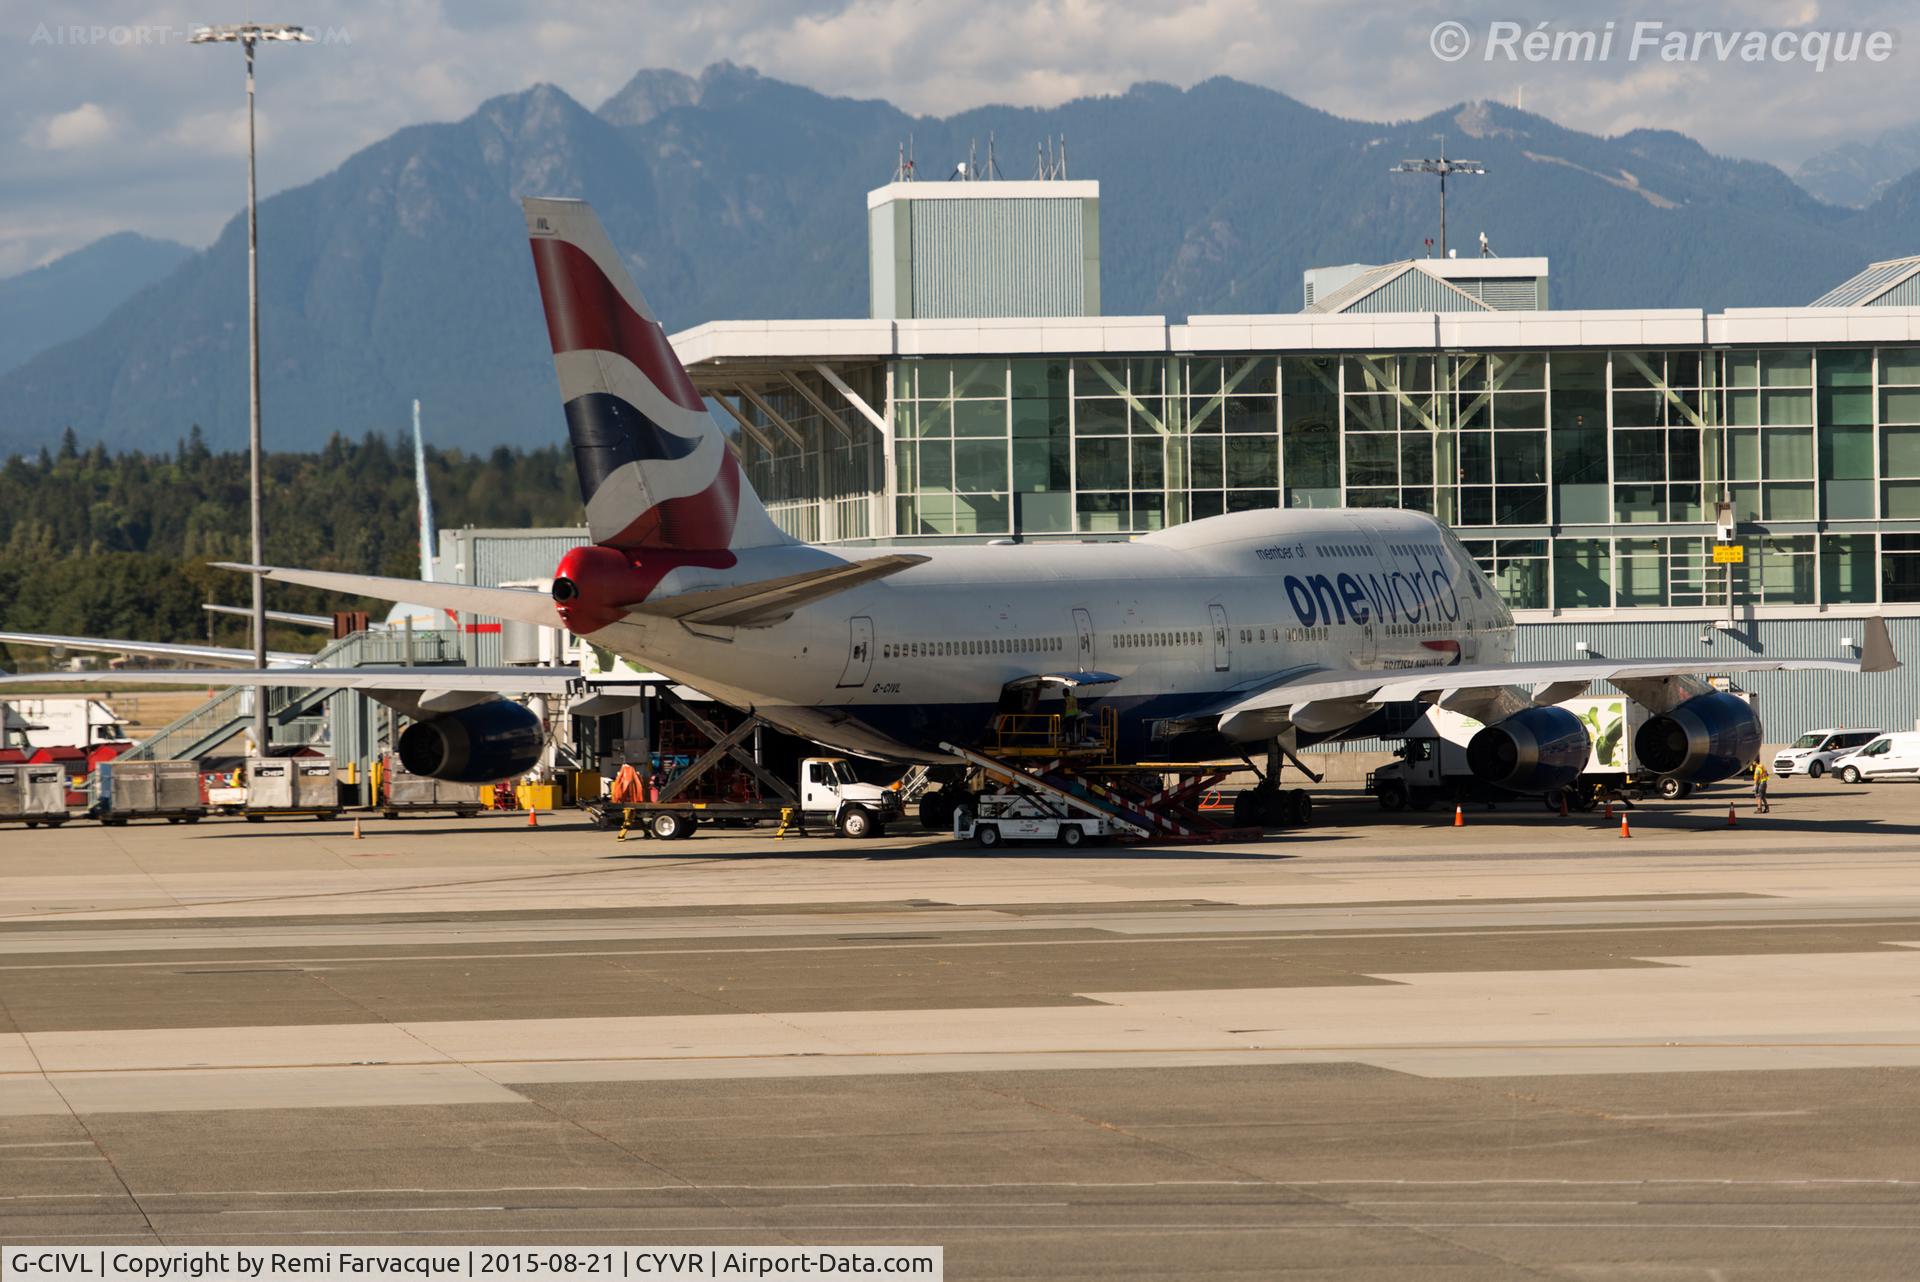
xmin=1 ymin=764 xmax=71 ymax=827
xmin=95 ymin=760 xmax=205 ymax=825
xmin=243 ymin=758 xmax=340 ymax=821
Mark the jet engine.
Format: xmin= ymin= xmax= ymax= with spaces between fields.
xmin=397 ymin=701 xmax=545 ymax=784
xmin=1634 ymin=692 xmax=1761 ymax=784
xmin=1465 ymin=706 xmax=1591 ymax=792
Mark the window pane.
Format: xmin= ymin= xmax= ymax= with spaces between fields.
xmin=1553 ymin=539 xmax=1612 ymax=608
xmin=1075 ymin=437 xmax=1127 ymax=490
xmin=1883 ymin=349 xmax=1920 ymax=384
xmin=952 ymin=360 xmax=1004 ymax=398
xmin=1883 ymin=388 xmax=1920 ymax=424
xmin=1347 ymin=434 xmax=1396 ymax=486
xmin=1495 ymin=433 xmax=1545 ymax=484
xmin=1130 ymin=438 xmax=1164 ymax=489
xmin=1885 ymin=425 xmax=1920 ymax=476
xmin=1222 ymin=395 xmax=1276 ymax=434
xmin=1009 ymin=359 xmax=1066 ymax=400
xmin=954 ymin=440 xmax=1006 ymax=491
xmin=954 ymin=400 xmax=1004 ymax=438
xmin=1761 ymin=350 xmax=1812 ymax=387
xmin=1075 ymin=398 xmax=1127 ymax=434
xmin=1225 ymin=435 xmax=1278 ymax=488
xmin=1822 ymin=534 xmax=1877 ymax=603
xmin=1764 ymin=428 xmax=1813 ymax=477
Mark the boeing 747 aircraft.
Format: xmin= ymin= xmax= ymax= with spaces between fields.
xmin=5 ymin=198 xmax=1898 ymax=818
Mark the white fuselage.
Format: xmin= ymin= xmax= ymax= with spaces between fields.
xmin=582 ymin=508 xmax=1516 ymax=763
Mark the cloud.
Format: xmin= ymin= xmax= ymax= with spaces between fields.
xmin=2 ymin=0 xmax=1919 ymax=273
xmin=29 ymin=102 xmax=116 ymax=151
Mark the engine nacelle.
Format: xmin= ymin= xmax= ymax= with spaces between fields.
xmin=1634 ymin=692 xmax=1761 ymax=784
xmin=1466 ymin=706 xmax=1592 ymax=793
xmin=397 ymin=701 xmax=545 ymax=784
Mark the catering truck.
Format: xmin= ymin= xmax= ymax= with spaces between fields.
xmin=1366 ymin=696 xmax=1711 ymax=811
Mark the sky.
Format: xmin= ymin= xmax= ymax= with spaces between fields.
xmin=3 ymin=0 xmax=1917 ymax=276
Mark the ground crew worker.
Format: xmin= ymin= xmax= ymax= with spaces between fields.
xmin=1752 ymin=759 xmax=1771 ymax=813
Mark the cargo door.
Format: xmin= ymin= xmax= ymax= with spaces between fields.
xmin=837 ymin=617 xmax=874 ymax=688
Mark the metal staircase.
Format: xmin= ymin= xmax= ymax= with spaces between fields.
xmin=123 ymin=630 xmax=462 ymax=762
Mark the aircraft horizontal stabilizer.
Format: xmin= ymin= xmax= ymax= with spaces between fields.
xmin=633 ymin=554 xmax=930 ymax=627
xmin=0 ymin=631 xmax=310 ymax=669
xmin=214 ymin=563 xmax=559 ymax=628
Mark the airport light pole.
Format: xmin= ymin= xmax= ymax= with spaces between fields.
xmin=1392 ymin=138 xmax=1485 ymax=260
xmin=191 ymin=23 xmax=311 ymax=753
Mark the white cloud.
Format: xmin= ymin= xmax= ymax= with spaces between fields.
xmin=29 ymin=102 xmax=116 ymax=151
xmin=3 ymin=0 xmax=1920 ymax=272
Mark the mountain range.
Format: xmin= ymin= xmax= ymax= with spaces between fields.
xmin=10 ymin=64 xmax=1920 ymax=457
xmin=0 ymin=232 xmax=189 ymax=378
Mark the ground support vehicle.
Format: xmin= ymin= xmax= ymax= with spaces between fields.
xmin=591 ymin=756 xmax=904 ymax=840
xmin=92 ymin=759 xmax=205 ymax=825
xmin=377 ymin=758 xmax=484 ymax=819
xmin=1773 ymin=727 xmax=1882 ymax=779
xmin=241 ymin=757 xmax=341 ymax=822
xmin=954 ymin=789 xmax=1119 ymax=848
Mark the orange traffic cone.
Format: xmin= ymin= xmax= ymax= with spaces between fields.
xmin=1619 ymin=813 xmax=1632 ymax=839
xmin=353 ymin=816 xmax=363 ymax=840
xmin=526 ymin=807 xmax=538 ymax=828
xmin=1453 ymin=804 xmax=1465 ymax=828
xmin=1727 ymin=803 xmax=1738 ymax=827
xmin=1558 ymin=792 xmax=1569 ymax=818
xmin=1603 ymin=797 xmax=1613 ymax=821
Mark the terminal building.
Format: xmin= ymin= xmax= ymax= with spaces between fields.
xmin=640 ymin=174 xmax=1920 ymax=735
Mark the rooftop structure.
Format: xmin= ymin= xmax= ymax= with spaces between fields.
xmin=1810 ymin=256 xmax=1920 ymax=308
xmin=1302 ymin=257 xmax=1550 ymax=314
xmin=868 ymin=179 xmax=1100 ymax=321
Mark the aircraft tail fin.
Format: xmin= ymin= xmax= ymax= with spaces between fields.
xmin=522 ymin=197 xmax=791 ymax=554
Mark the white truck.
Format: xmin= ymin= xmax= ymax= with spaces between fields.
xmin=955 ymin=790 xmax=1118 ymax=849
xmin=1366 ymin=696 xmax=1702 ymax=811
xmin=605 ymin=755 xmax=905 ymax=839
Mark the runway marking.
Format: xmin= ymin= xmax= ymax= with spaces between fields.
xmin=3 ymin=1177 xmax=1914 ymax=1203
xmin=3 ymin=918 xmax=1917 ymax=972
xmin=1608 ymin=1111 xmax=1815 ymax=1120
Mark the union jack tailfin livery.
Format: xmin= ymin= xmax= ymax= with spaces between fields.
xmin=523 ymin=197 xmax=791 ymax=554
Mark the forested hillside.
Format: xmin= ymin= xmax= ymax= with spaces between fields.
xmin=0 ymin=432 xmax=581 ymax=668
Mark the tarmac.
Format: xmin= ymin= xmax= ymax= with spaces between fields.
xmin=1 ymin=781 xmax=1918 ymax=1279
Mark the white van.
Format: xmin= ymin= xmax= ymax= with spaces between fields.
xmin=1830 ymin=732 xmax=1920 ymax=784
xmin=1773 ymin=727 xmax=1883 ymax=778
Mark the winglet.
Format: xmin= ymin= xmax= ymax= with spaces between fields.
xmin=1861 ymin=615 xmax=1901 ymax=673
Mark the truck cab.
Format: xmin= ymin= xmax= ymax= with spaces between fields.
xmin=800 ymin=756 xmax=904 ymax=837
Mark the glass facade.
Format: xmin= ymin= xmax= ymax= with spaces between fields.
xmin=725 ymin=346 xmax=1920 ymax=613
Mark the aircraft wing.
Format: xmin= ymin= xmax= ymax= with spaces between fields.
xmin=0 ymin=631 xmax=312 ymax=669
xmin=0 ymin=666 xmax=577 ymax=694
xmin=204 ymin=604 xmax=334 ymax=629
xmin=633 ymin=554 xmax=930 ymax=627
xmin=214 ymin=563 xmax=559 ymax=628
xmin=1211 ymin=617 xmax=1899 ymax=741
